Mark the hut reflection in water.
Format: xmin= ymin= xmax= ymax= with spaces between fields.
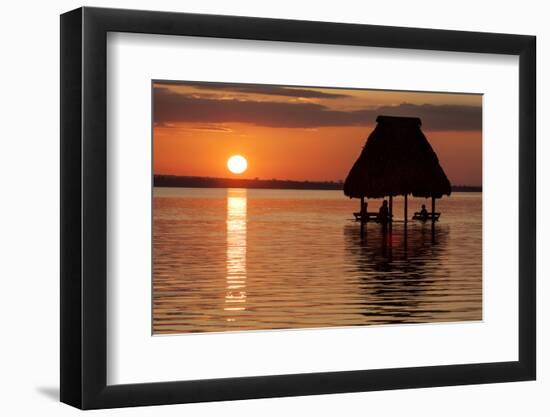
xmin=344 ymin=221 xmax=451 ymax=324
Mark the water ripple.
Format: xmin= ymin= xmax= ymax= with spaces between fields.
xmin=153 ymin=188 xmax=482 ymax=334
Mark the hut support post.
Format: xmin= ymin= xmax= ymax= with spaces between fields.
xmin=404 ymin=194 xmax=408 ymax=225
xmin=389 ymin=196 xmax=393 ymax=223
xmin=360 ymin=196 xmax=365 ymax=235
xmin=431 ymin=196 xmax=436 ymax=223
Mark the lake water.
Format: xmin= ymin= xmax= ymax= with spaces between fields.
xmin=153 ymin=188 xmax=482 ymax=334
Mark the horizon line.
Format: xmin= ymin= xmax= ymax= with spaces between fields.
xmin=153 ymin=174 xmax=482 ymax=189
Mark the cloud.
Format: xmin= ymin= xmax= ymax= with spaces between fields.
xmin=154 ymin=87 xmax=481 ymax=131
xmin=187 ymin=126 xmax=233 ymax=133
xmin=157 ymin=123 xmax=233 ymax=133
xmin=162 ymin=82 xmax=351 ymax=99
xmin=375 ymin=102 xmax=482 ymax=131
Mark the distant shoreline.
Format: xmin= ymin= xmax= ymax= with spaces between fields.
xmin=154 ymin=175 xmax=482 ymax=193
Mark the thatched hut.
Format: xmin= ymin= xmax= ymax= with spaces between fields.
xmin=344 ymin=115 xmax=451 ymax=223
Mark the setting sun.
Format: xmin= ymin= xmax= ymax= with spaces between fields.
xmin=227 ymin=155 xmax=248 ymax=174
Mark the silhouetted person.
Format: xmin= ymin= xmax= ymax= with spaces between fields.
xmin=419 ymin=204 xmax=428 ymax=220
xmin=378 ymin=200 xmax=389 ymax=224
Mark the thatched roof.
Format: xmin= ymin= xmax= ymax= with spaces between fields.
xmin=344 ymin=115 xmax=451 ymax=199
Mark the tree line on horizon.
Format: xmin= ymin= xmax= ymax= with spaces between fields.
xmin=154 ymin=175 xmax=482 ymax=192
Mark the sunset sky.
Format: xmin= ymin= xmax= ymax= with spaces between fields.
xmin=153 ymin=81 xmax=482 ymax=186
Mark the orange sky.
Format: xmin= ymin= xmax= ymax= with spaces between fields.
xmin=153 ymin=81 xmax=482 ymax=186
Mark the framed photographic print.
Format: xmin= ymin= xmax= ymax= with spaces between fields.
xmin=60 ymin=7 xmax=536 ymax=409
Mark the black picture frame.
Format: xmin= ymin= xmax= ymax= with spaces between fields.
xmin=60 ymin=6 xmax=536 ymax=410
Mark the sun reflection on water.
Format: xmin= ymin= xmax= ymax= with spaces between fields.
xmin=224 ymin=189 xmax=247 ymax=320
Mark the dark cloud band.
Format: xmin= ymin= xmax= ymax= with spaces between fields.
xmin=184 ymin=82 xmax=352 ymax=99
xmin=154 ymin=87 xmax=481 ymax=131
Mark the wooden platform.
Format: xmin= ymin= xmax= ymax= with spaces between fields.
xmin=353 ymin=212 xmax=391 ymax=222
xmin=412 ymin=212 xmax=441 ymax=221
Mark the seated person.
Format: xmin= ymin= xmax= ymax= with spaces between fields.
xmin=378 ymin=200 xmax=389 ymax=223
xmin=419 ymin=204 xmax=428 ymax=219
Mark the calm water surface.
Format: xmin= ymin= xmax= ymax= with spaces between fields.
xmin=153 ymin=188 xmax=482 ymax=334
